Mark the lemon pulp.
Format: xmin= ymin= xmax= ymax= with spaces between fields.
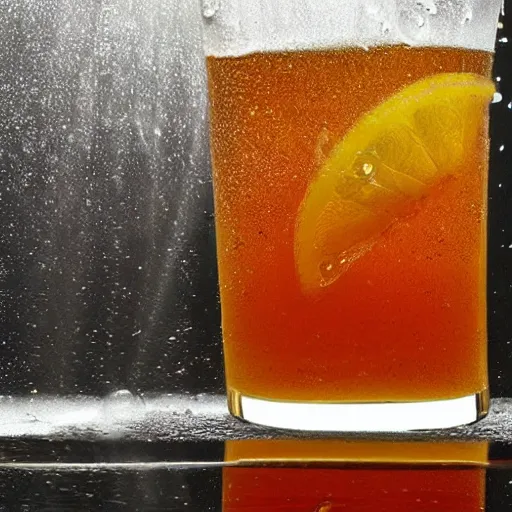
xmin=295 ymin=73 xmax=495 ymax=293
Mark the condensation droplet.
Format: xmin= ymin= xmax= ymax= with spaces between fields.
xmin=417 ymin=0 xmax=438 ymax=15
xmin=202 ymin=0 xmax=220 ymax=19
xmin=102 ymin=390 xmax=145 ymax=421
xmin=493 ymin=92 xmax=503 ymax=103
xmin=381 ymin=21 xmax=392 ymax=35
xmin=462 ymin=7 xmax=473 ymax=24
xmin=451 ymin=0 xmax=473 ymax=24
xmin=396 ymin=1 xmax=431 ymax=43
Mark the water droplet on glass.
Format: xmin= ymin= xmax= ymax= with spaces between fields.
xmin=493 ymin=92 xmax=503 ymax=103
xmin=445 ymin=0 xmax=473 ymax=25
xmin=381 ymin=21 xmax=392 ymax=35
xmin=417 ymin=0 xmax=438 ymax=15
xmin=202 ymin=0 xmax=220 ymax=19
xmin=397 ymin=2 xmax=430 ymax=42
xmin=102 ymin=389 xmax=145 ymax=421
xmin=462 ymin=6 xmax=473 ymax=24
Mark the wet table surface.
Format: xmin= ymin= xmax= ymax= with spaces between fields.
xmin=0 ymin=395 xmax=508 ymax=510
xmin=1 ymin=394 xmax=512 ymax=442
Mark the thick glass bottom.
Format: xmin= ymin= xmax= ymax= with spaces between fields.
xmin=228 ymin=389 xmax=489 ymax=432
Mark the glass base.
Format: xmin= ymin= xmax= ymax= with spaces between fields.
xmin=228 ymin=389 xmax=489 ymax=432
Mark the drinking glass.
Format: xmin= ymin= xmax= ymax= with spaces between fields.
xmin=202 ymin=0 xmax=502 ymax=431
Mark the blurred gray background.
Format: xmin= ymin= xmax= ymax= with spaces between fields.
xmin=0 ymin=0 xmax=222 ymax=396
xmin=0 ymin=0 xmax=509 ymax=399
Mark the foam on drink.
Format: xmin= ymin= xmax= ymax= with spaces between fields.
xmin=202 ymin=0 xmax=501 ymax=57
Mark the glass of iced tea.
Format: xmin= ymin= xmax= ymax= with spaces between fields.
xmin=202 ymin=0 xmax=502 ymax=431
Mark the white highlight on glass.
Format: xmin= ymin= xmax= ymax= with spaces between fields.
xmin=239 ymin=394 xmax=480 ymax=431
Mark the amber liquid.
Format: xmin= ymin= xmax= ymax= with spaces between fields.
xmin=223 ymin=465 xmax=485 ymax=512
xmin=224 ymin=440 xmax=489 ymax=466
xmin=207 ymin=46 xmax=492 ymax=402
xmin=223 ymin=440 xmax=487 ymax=512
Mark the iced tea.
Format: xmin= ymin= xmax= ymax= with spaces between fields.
xmin=208 ymin=46 xmax=492 ymax=404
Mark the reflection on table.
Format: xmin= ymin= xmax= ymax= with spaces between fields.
xmin=223 ymin=440 xmax=487 ymax=511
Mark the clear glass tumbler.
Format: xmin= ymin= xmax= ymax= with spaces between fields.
xmin=202 ymin=0 xmax=502 ymax=431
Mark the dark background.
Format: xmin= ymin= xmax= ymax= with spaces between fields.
xmin=0 ymin=0 xmax=509 ymax=399
xmin=488 ymin=3 xmax=512 ymax=398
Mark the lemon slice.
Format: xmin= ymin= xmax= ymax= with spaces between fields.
xmin=295 ymin=73 xmax=494 ymax=293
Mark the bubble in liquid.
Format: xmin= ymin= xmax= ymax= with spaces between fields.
xmin=319 ymin=256 xmax=349 ymax=287
xmin=319 ymin=259 xmax=337 ymax=284
xmin=315 ymin=502 xmax=333 ymax=512
xmin=352 ymin=152 xmax=378 ymax=180
xmin=202 ymin=0 xmax=221 ymax=19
